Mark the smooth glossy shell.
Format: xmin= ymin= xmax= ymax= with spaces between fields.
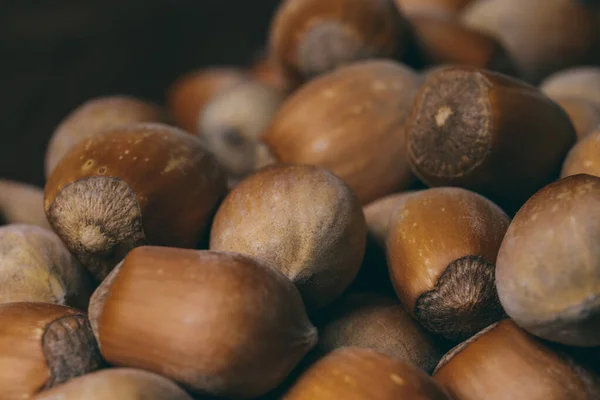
xmin=363 ymin=191 xmax=417 ymax=247
xmin=387 ymin=187 xmax=509 ymax=340
xmin=45 ymin=96 xmax=168 ymax=177
xmin=434 ymin=320 xmax=600 ymax=400
xmin=283 ymin=347 xmax=451 ymax=400
xmin=210 ymin=164 xmax=366 ymax=309
xmin=264 ymin=60 xmax=421 ymax=204
xmin=45 ymin=123 xmax=226 ymax=280
xmin=351 ymin=191 xmax=416 ymax=293
xmin=89 ymin=247 xmax=317 ymax=399
xmin=496 ymin=174 xmax=600 ymax=346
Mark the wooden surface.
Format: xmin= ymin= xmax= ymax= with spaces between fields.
xmin=0 ymin=1 xmax=280 ymax=186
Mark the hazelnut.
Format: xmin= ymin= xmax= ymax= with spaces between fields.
xmin=562 ymin=128 xmax=600 ymax=178
xmin=496 ymin=174 xmax=600 ymax=346
xmin=264 ymin=60 xmax=422 ymax=205
xmin=434 ymin=320 xmax=600 ymax=400
xmin=88 ymin=246 xmax=317 ymax=399
xmin=210 ymin=164 xmax=366 ymax=310
xmin=555 ymin=97 xmax=600 ymax=139
xmin=0 ymin=302 xmax=103 ymax=399
xmin=406 ymin=66 xmax=576 ymax=212
xmin=364 ymin=192 xmax=418 ymax=248
xmin=387 ymin=187 xmax=509 ymax=341
xmin=0 ymin=179 xmax=50 ymax=229
xmin=540 ymin=67 xmax=600 ymax=108
xmin=270 ymin=0 xmax=410 ymax=81
xmin=352 ymin=191 xmax=417 ymax=293
xmin=45 ymin=96 xmax=168 ymax=177
xmin=409 ymin=14 xmax=516 ymax=75
xmin=198 ymin=80 xmax=285 ymax=184
xmin=461 ymin=0 xmax=599 ymax=83
xmin=44 ymin=123 xmax=227 ymax=281
xmin=0 ymin=224 xmax=93 ymax=309
xmin=394 ymin=0 xmax=475 ymax=17
xmin=318 ymin=293 xmax=443 ymax=373
xmin=166 ymin=68 xmax=248 ymax=133
xmin=283 ymin=347 xmax=451 ymax=399
xmin=33 ymin=369 xmax=193 ymax=400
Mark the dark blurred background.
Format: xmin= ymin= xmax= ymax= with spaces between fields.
xmin=0 ymin=0 xmax=280 ymax=187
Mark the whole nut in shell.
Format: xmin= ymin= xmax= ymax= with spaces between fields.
xmin=210 ymin=164 xmax=366 ymax=310
xmin=496 ymin=174 xmax=600 ymax=346
xmin=88 ymin=246 xmax=317 ymax=399
xmin=264 ymin=60 xmax=422 ymax=205
xmin=44 ymin=123 xmax=227 ymax=281
xmin=434 ymin=320 xmax=600 ymax=400
xmin=387 ymin=187 xmax=509 ymax=341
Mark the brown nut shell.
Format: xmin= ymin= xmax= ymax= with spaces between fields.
xmin=210 ymin=164 xmax=366 ymax=310
xmin=45 ymin=96 xmax=168 ymax=177
xmin=283 ymin=347 xmax=451 ymax=400
xmin=318 ymin=293 xmax=443 ymax=373
xmin=0 ymin=224 xmax=93 ymax=309
xmin=434 ymin=320 xmax=600 ymax=400
xmin=198 ymin=80 xmax=285 ymax=182
xmin=166 ymin=68 xmax=249 ymax=133
xmin=555 ymin=97 xmax=600 ymax=139
xmin=562 ymin=129 xmax=600 ymax=178
xmin=0 ymin=180 xmax=50 ymax=229
xmin=496 ymin=174 xmax=600 ymax=346
xmin=406 ymin=66 xmax=576 ymax=212
xmin=264 ymin=60 xmax=422 ymax=205
xmin=33 ymin=369 xmax=193 ymax=400
xmin=395 ymin=0 xmax=475 ymax=16
xmin=44 ymin=123 xmax=226 ymax=281
xmin=0 ymin=302 xmax=103 ymax=399
xmin=270 ymin=0 xmax=409 ymax=81
xmin=88 ymin=246 xmax=317 ymax=399
xmin=387 ymin=187 xmax=509 ymax=341
xmin=540 ymin=67 xmax=600 ymax=108
xmin=461 ymin=0 xmax=599 ymax=83
xmin=364 ymin=192 xmax=417 ymax=248
xmin=351 ymin=191 xmax=417 ymax=293
xmin=409 ymin=14 xmax=516 ymax=75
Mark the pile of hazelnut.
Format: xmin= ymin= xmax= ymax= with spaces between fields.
xmin=1 ymin=0 xmax=600 ymax=399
